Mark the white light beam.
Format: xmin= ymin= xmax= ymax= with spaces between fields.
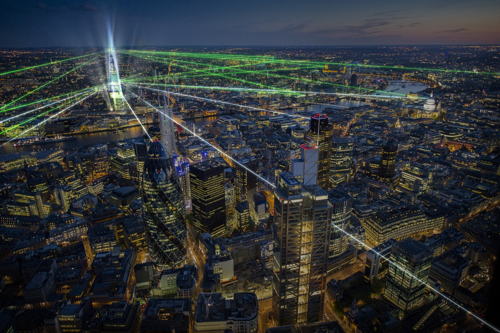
xmin=130 ymin=82 xmax=421 ymax=100
xmin=4 ymin=91 xmax=97 ymax=145
xmin=0 ymin=90 xmax=92 ymax=125
xmin=122 ymin=93 xmax=152 ymax=142
xmin=125 ymin=83 xmax=309 ymax=119
xmin=331 ymin=224 xmax=500 ymax=333
xmin=131 ymin=91 xmax=276 ymax=188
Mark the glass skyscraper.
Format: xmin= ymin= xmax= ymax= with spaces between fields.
xmin=142 ymin=140 xmax=186 ymax=269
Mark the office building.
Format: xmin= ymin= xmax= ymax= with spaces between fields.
xmin=273 ymin=172 xmax=332 ymax=325
xmin=142 ymin=140 xmax=186 ymax=269
xmin=291 ymin=143 xmax=319 ymax=185
xmin=225 ymin=183 xmax=237 ymax=231
xmin=190 ymin=159 xmax=226 ymax=237
xmin=379 ymin=140 xmax=397 ymax=180
xmin=306 ymin=114 xmax=333 ymax=190
xmin=141 ymin=298 xmax=191 ymax=333
xmin=57 ymin=301 xmax=93 ymax=333
xmin=328 ymin=190 xmax=352 ymax=259
xmin=194 ymin=292 xmax=258 ymax=333
xmin=362 ymin=206 xmax=445 ymax=246
xmin=235 ymin=163 xmax=249 ymax=203
xmin=160 ymin=103 xmax=177 ymax=157
xmin=384 ymin=239 xmax=432 ymax=317
xmin=330 ymin=136 xmax=354 ymax=188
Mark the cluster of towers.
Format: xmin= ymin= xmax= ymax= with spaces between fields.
xmin=136 ymin=108 xmax=400 ymax=326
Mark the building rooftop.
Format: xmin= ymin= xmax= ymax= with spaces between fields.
xmin=195 ymin=292 xmax=258 ymax=322
xmin=393 ymin=239 xmax=432 ymax=264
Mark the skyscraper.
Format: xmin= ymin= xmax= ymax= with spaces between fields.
xmin=273 ymin=172 xmax=332 ymax=325
xmin=328 ymin=190 xmax=352 ymax=260
xmin=106 ymin=50 xmax=124 ymax=112
xmin=159 ymin=97 xmax=177 ymax=157
xmin=172 ymin=154 xmax=192 ymax=211
xmin=384 ymin=238 xmax=432 ymax=317
xmin=306 ymin=114 xmax=333 ymax=190
xmin=291 ymin=143 xmax=319 ymax=186
xmin=142 ymin=140 xmax=186 ymax=269
xmin=190 ymin=159 xmax=226 ymax=237
xmin=235 ymin=163 xmax=248 ymax=203
xmin=379 ymin=140 xmax=398 ymax=180
xmin=330 ymin=136 xmax=354 ymax=188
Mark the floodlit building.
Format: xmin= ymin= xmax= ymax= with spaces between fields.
xmin=362 ymin=206 xmax=445 ymax=246
xmin=273 ymin=172 xmax=332 ymax=325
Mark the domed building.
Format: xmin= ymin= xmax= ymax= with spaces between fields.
xmin=141 ymin=140 xmax=186 ymax=269
xmin=423 ymin=97 xmax=437 ymax=112
xmin=421 ymin=93 xmax=440 ymax=119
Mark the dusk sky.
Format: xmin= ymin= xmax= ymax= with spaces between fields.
xmin=0 ymin=0 xmax=499 ymax=47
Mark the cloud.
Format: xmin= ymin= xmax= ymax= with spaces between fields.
xmin=438 ymin=27 xmax=468 ymax=33
xmin=311 ymin=18 xmax=392 ymax=37
xmin=399 ymin=21 xmax=421 ymax=28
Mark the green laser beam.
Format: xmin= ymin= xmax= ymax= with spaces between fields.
xmin=125 ymin=52 xmax=399 ymax=97
xmin=5 ymin=91 xmax=98 ymax=142
xmin=0 ymin=90 xmax=95 ymax=136
xmin=123 ymin=54 xmax=323 ymax=84
xmin=0 ymin=89 xmax=93 ymax=125
xmin=0 ymin=57 xmax=98 ymax=112
xmin=125 ymin=49 xmax=500 ymax=76
xmin=121 ymin=57 xmax=282 ymax=83
xmin=124 ymin=52 xmax=303 ymax=96
xmin=0 ymin=85 xmax=102 ymax=114
xmin=130 ymin=82 xmax=416 ymax=100
xmin=0 ymin=52 xmax=97 ymax=77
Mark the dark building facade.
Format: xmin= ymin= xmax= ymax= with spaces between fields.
xmin=142 ymin=140 xmax=186 ymax=269
xmin=379 ymin=140 xmax=398 ymax=180
xmin=190 ymin=159 xmax=226 ymax=237
xmin=330 ymin=136 xmax=354 ymax=188
xmin=384 ymin=238 xmax=432 ymax=317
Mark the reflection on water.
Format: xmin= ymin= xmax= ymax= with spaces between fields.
xmin=385 ymin=80 xmax=428 ymax=94
xmin=1 ymin=115 xmax=220 ymax=155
